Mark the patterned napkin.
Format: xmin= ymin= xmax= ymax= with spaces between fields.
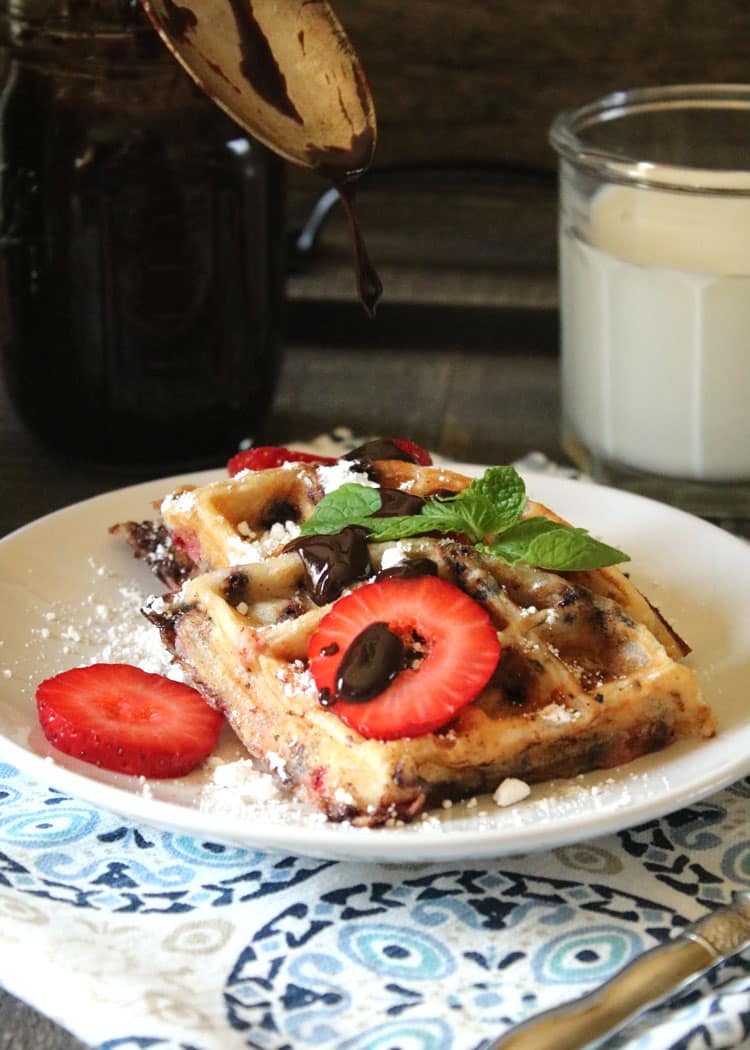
xmin=2 ymin=763 xmax=749 ymax=1049
xmin=1 ymin=435 xmax=749 ymax=1050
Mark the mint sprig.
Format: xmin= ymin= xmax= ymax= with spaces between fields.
xmin=299 ymin=483 xmax=382 ymax=535
xmin=479 ymin=518 xmax=629 ymax=571
xmin=299 ymin=467 xmax=629 ymax=571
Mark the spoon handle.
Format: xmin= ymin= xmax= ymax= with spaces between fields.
xmin=488 ymin=891 xmax=750 ymax=1050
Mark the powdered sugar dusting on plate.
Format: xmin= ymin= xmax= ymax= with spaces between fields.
xmin=18 ymin=557 xmax=180 ymax=684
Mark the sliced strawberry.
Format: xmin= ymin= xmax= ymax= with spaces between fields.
xmin=391 ymin=438 xmax=433 ymax=466
xmin=344 ymin=437 xmax=433 ymax=466
xmin=308 ymin=576 xmax=500 ymax=740
xmin=36 ymin=663 xmax=224 ymax=778
xmin=227 ymin=446 xmax=337 ymax=476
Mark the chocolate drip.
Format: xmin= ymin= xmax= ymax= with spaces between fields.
xmin=337 ymin=180 xmax=382 ymax=318
xmin=375 ymin=557 xmax=438 ymax=582
xmin=336 ymin=621 xmax=404 ymax=702
xmin=285 ymin=526 xmax=371 ymax=605
xmin=159 ymin=0 xmax=197 ymax=41
xmin=226 ymin=0 xmax=304 ymax=124
xmin=345 ymin=438 xmax=421 ymax=464
xmin=372 ymin=488 xmax=425 ymax=517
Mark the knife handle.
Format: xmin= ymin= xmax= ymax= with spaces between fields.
xmin=487 ymin=935 xmax=715 ymax=1050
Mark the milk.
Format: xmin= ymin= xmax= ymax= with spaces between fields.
xmin=560 ymin=179 xmax=750 ymax=481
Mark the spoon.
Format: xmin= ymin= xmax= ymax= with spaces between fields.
xmin=141 ymin=0 xmax=381 ymax=314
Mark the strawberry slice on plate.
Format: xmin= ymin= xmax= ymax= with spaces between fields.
xmin=227 ymin=446 xmax=337 ymax=476
xmin=308 ymin=576 xmax=501 ymax=740
xmin=36 ymin=663 xmax=224 ymax=778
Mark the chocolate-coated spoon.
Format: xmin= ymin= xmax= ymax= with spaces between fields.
xmin=142 ymin=0 xmax=376 ymax=174
xmin=141 ymin=0 xmax=381 ymax=314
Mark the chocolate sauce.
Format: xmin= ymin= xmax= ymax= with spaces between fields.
xmin=335 ymin=621 xmax=404 ymax=702
xmin=372 ymin=488 xmax=425 ymax=517
xmin=159 ymin=0 xmax=380 ymax=317
xmin=160 ymin=0 xmax=197 ymax=41
xmin=375 ymin=557 xmax=439 ymax=582
xmin=226 ymin=0 xmax=303 ymax=124
xmin=284 ymin=526 xmax=371 ymax=605
xmin=345 ymin=439 xmax=421 ymax=465
xmin=195 ymin=0 xmax=379 ymax=315
xmin=335 ymin=179 xmax=382 ymax=319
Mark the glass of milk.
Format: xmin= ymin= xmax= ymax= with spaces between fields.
xmin=549 ymin=84 xmax=750 ymax=518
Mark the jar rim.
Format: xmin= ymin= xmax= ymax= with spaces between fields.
xmin=549 ymin=83 xmax=750 ymax=195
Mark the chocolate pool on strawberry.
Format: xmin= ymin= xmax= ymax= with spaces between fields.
xmin=308 ymin=576 xmax=501 ymax=740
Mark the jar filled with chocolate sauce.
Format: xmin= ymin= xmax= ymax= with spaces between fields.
xmin=0 ymin=0 xmax=285 ymax=466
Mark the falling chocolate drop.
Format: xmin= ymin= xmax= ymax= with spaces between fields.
xmin=336 ymin=180 xmax=382 ymax=318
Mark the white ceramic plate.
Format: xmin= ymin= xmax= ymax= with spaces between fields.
xmin=1 ymin=463 xmax=748 ymax=863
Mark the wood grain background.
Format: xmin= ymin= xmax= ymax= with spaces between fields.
xmin=333 ymin=0 xmax=750 ymax=171
xmin=286 ymin=0 xmax=750 ymax=311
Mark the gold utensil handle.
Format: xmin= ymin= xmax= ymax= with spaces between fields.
xmin=487 ymin=937 xmax=714 ymax=1050
xmin=489 ymin=891 xmax=750 ymax=1050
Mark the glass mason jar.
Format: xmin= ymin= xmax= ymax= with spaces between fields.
xmin=0 ymin=0 xmax=285 ymax=467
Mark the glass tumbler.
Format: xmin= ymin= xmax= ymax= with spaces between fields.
xmin=550 ymin=84 xmax=750 ymax=518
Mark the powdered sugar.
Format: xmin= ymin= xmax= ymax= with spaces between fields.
xmin=160 ymin=488 xmax=196 ymax=514
xmin=27 ymin=569 xmax=180 ymax=681
xmin=200 ymin=758 xmax=291 ymax=816
xmin=274 ymin=660 xmax=318 ymax=700
xmin=316 ymin=460 xmax=378 ymax=494
xmin=538 ymin=702 xmax=581 ymax=724
xmin=224 ymin=519 xmax=301 ymax=565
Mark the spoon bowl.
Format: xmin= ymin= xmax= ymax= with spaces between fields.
xmin=142 ymin=0 xmax=376 ymax=177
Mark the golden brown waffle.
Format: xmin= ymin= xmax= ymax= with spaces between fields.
xmin=144 ymin=459 xmax=715 ymax=825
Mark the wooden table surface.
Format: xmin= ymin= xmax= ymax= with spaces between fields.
xmin=0 ymin=307 xmax=562 ymax=1049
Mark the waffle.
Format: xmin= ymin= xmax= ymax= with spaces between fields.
xmin=142 ymin=458 xmax=714 ymax=825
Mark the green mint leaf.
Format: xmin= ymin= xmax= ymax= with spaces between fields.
xmin=360 ymin=515 xmax=436 ymax=542
xmin=480 ymin=516 xmax=564 ymax=564
xmin=484 ymin=516 xmax=629 ymax=570
xmin=299 ymin=484 xmax=382 ymax=536
xmin=527 ymin=527 xmax=630 ymax=570
xmin=361 ymin=502 xmax=465 ymax=542
xmin=445 ymin=466 xmax=527 ymax=540
xmin=414 ymin=499 xmax=468 ymax=534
